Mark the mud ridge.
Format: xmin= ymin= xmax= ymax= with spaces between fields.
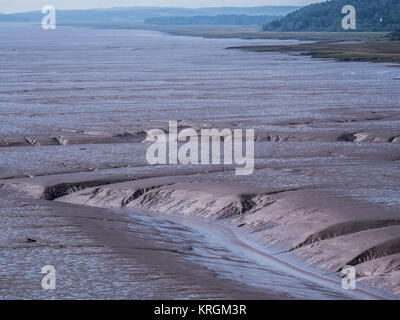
xmin=291 ymin=219 xmax=400 ymax=251
xmin=341 ymin=238 xmax=400 ymax=269
xmin=43 ymin=179 xmax=135 ymax=200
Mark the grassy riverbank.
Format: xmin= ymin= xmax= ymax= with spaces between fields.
xmin=228 ymin=40 xmax=400 ymax=64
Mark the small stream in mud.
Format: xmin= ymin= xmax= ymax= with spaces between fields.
xmin=1 ymin=192 xmax=390 ymax=299
xmin=121 ymin=209 xmax=388 ymax=300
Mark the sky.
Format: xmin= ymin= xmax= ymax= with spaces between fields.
xmin=0 ymin=1 xmax=322 ymax=14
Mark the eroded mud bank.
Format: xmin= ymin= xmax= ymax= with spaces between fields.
xmin=1 ymin=173 xmax=399 ymax=298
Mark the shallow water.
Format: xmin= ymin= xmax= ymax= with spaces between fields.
xmin=142 ymin=211 xmax=384 ymax=300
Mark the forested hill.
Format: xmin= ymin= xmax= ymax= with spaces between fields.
xmin=145 ymin=15 xmax=281 ymax=26
xmin=263 ymin=0 xmax=400 ymax=32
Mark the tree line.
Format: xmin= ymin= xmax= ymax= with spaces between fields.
xmin=145 ymin=15 xmax=281 ymax=26
xmin=263 ymin=0 xmax=400 ymax=32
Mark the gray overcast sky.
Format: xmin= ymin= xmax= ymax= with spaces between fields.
xmin=1 ymin=1 xmax=322 ymax=14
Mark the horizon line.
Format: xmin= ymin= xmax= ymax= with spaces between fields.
xmin=0 ymin=5 xmax=302 ymax=15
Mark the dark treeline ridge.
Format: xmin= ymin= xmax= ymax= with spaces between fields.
xmin=263 ymin=0 xmax=400 ymax=32
xmin=145 ymin=15 xmax=281 ymax=26
xmin=0 ymin=6 xmax=299 ymax=24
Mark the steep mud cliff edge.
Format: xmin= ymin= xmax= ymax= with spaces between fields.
xmin=2 ymin=174 xmax=399 ymax=298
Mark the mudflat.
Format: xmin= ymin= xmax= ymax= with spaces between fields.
xmin=1 ymin=24 xmax=399 ymax=299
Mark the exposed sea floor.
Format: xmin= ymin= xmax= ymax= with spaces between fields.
xmin=0 ymin=194 xmax=381 ymax=299
xmin=0 ymin=24 xmax=399 ymax=299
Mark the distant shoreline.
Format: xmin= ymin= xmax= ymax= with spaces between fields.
xmin=56 ymin=23 xmax=399 ymax=64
